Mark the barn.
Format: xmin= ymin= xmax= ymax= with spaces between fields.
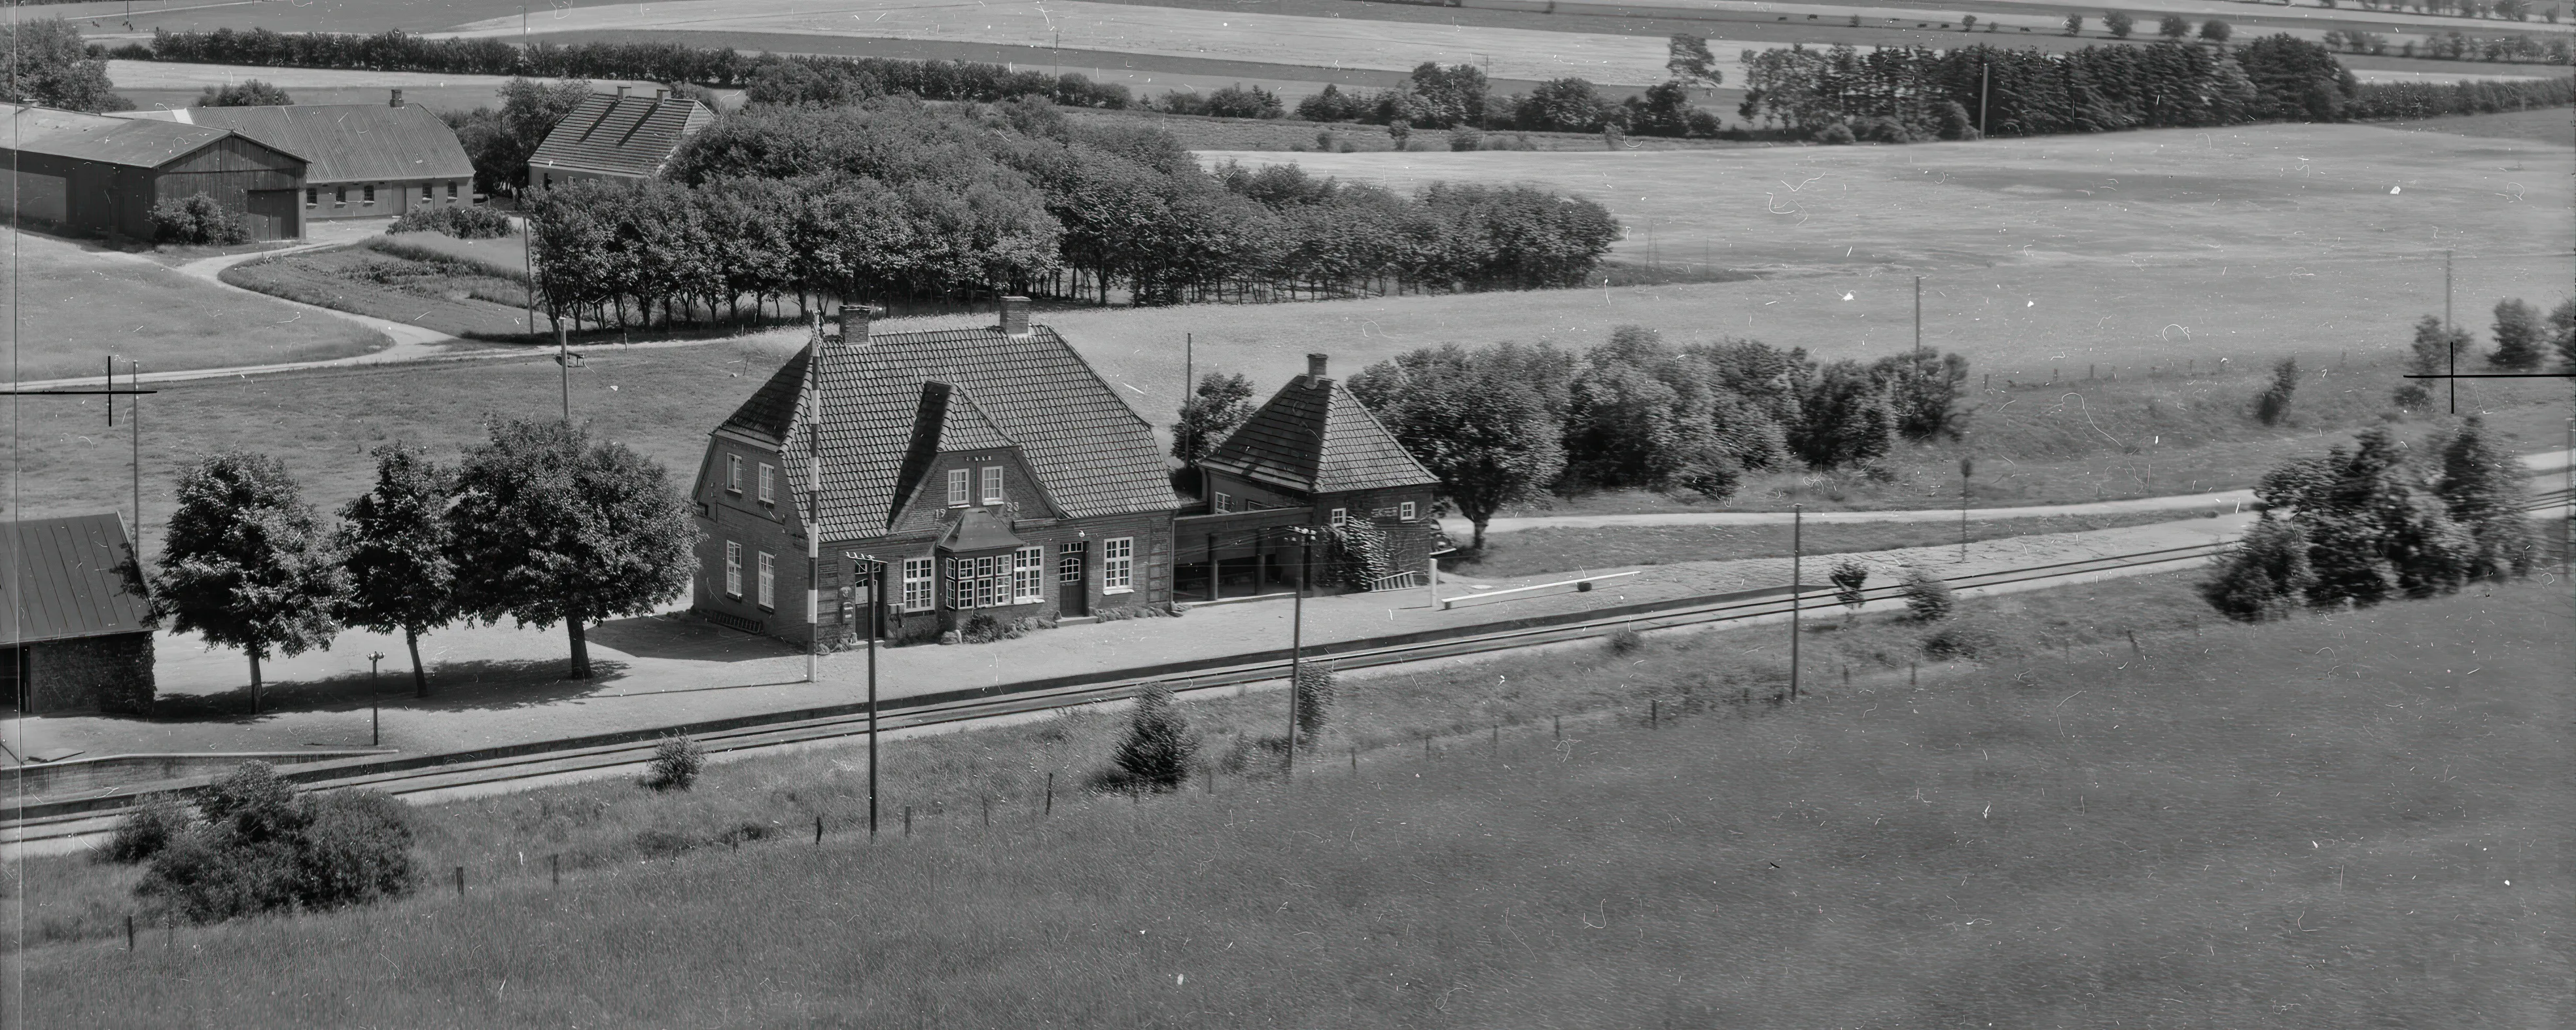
xmin=121 ymin=90 xmax=476 ymax=222
xmin=0 ymin=103 xmax=306 ymax=241
xmin=3 ymin=514 xmax=158 ymax=715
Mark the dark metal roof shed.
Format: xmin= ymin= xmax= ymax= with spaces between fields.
xmin=0 ymin=103 xmax=287 ymax=169
xmin=122 ymin=103 xmax=470 ymax=184
xmin=1 ymin=514 xmax=154 ymax=647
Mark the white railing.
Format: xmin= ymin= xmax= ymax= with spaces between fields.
xmin=1439 ymin=570 xmax=1642 ymax=610
xmin=1369 ymin=569 xmax=1424 ymax=592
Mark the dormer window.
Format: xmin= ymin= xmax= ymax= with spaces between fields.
xmin=981 ymin=467 xmax=1004 ymax=505
xmin=947 ymin=469 xmax=971 ymax=507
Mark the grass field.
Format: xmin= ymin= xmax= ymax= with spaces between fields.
xmin=16 ymin=577 xmax=2566 ymax=1026
xmin=0 ymin=228 xmax=385 ymax=383
xmin=220 ymin=245 xmax=537 ymax=342
xmin=1445 ymin=507 xmax=2214 ymax=575
xmin=2389 ymin=106 xmax=2576 ymax=146
xmin=102 ymin=60 xmax=651 ymax=115
xmin=1068 ymin=107 xmax=1748 ymax=152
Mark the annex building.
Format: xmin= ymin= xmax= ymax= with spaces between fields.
xmin=527 ymin=86 xmax=713 ymax=189
xmin=3 ymin=514 xmax=157 ymax=715
xmin=0 ymin=103 xmax=305 ymax=240
xmin=122 ymin=90 xmax=477 ymax=222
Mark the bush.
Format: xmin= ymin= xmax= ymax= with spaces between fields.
xmin=1449 ymin=126 xmax=1485 ymax=151
xmin=2198 ymin=514 xmax=2314 ymax=622
xmin=1606 ymin=627 xmax=1646 ymax=654
xmin=1901 ymin=567 xmax=1956 ymax=620
xmin=1293 ymin=662 xmax=1336 ymax=741
xmin=1848 ymin=115 xmax=1914 ymax=143
xmin=388 ymin=204 xmax=512 ymax=240
xmin=1829 ymin=559 xmax=1870 ymax=611
xmin=136 ymin=762 xmax=417 ymax=923
xmin=2488 ymin=298 xmax=2545 ymax=370
xmin=2255 ymin=357 xmax=2299 ymax=426
xmin=98 ymin=795 xmax=192 ymax=864
xmin=1935 ymin=101 xmax=1981 ymax=141
xmin=1813 ymin=122 xmax=1858 ymax=145
xmin=149 ymin=193 xmax=252 ymax=245
xmin=197 ymin=79 xmax=290 ymax=107
xmin=1110 ymin=683 xmax=1197 ymax=791
xmin=643 ymin=736 xmax=705 ymax=791
xmin=1919 ymin=619 xmax=2004 ymax=660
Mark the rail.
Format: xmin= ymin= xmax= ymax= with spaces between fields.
xmin=1440 ymin=569 xmax=1642 ymax=609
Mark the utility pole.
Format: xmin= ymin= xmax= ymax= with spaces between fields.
xmin=368 ymin=651 xmax=385 ymax=747
xmin=130 ymin=359 xmax=141 ymax=533
xmin=1284 ymin=526 xmax=1313 ymax=781
xmin=521 ymin=215 xmax=537 ymax=334
xmin=1788 ymin=504 xmax=1802 ymax=702
xmin=1979 ymin=60 xmax=1990 ymax=137
xmin=805 ymin=315 xmax=823 ymax=685
xmin=1960 ymin=456 xmax=1973 ymax=561
xmin=2444 ymin=249 xmax=2456 ymax=416
xmin=1183 ymin=332 xmax=1193 ymax=419
xmin=1914 ymin=276 xmax=1923 ymax=355
xmin=847 ymin=552 xmax=885 ymax=836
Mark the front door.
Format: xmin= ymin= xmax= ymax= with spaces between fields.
xmin=1059 ymin=541 xmax=1089 ymax=616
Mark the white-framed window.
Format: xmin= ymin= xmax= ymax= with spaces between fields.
xmin=1214 ymin=492 xmax=1232 ymax=514
xmin=1329 ymin=508 xmax=1349 ymax=526
xmin=1102 ymin=537 xmax=1134 ymax=594
xmin=944 ymin=558 xmax=959 ymax=608
xmin=724 ymin=541 xmax=742 ymax=597
xmin=1013 ymin=546 xmax=1045 ymax=602
xmin=1400 ymin=501 xmax=1417 ymax=520
xmin=726 ymin=454 xmax=743 ymax=495
xmin=947 ymin=469 xmax=971 ymax=507
xmin=981 ymin=466 xmax=1004 ymax=505
xmin=974 ymin=556 xmax=1000 ymax=607
xmin=902 ymin=558 xmax=934 ymax=612
xmin=758 ymin=463 xmax=775 ymax=505
xmin=756 ymin=552 xmax=776 ymax=609
xmin=1058 ymin=541 xmax=1085 ymax=584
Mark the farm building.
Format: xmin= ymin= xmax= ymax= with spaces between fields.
xmin=527 ymin=86 xmax=713 ymax=188
xmin=1176 ymin=355 xmax=1447 ymax=601
xmin=2 ymin=514 xmax=157 ymax=715
xmin=120 ymin=90 xmax=476 ymax=222
xmin=0 ymin=104 xmax=306 ymax=241
xmin=691 ymin=298 xmax=1180 ymax=647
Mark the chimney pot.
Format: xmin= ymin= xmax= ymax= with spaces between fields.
xmin=999 ymin=296 xmax=1031 ymax=338
xmin=388 ymin=88 xmax=404 ymax=108
xmin=614 ymin=85 xmax=631 ymax=98
xmin=838 ymin=304 xmax=877 ymax=347
xmin=654 ymin=87 xmax=669 ymax=100
xmin=1306 ymin=353 xmax=1329 ymax=385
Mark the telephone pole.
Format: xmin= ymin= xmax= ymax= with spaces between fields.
xmin=1914 ymin=275 xmax=1924 ymax=355
xmin=2444 ymin=248 xmax=2455 ymax=415
xmin=1788 ymin=504 xmax=1802 ymax=701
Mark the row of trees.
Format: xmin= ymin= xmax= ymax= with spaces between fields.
xmin=1290 ymin=49 xmax=1725 ymax=138
xmin=1282 ymin=329 xmax=1970 ymax=548
xmin=151 ymin=422 xmax=699 ymax=696
xmin=2201 ymin=419 xmax=2535 ymax=620
xmin=2392 ymin=296 xmax=2576 ymax=408
xmin=2331 ymin=0 xmax=2565 ymax=21
xmin=523 ymin=98 xmax=1619 ymax=327
xmin=2327 ymin=27 xmax=2574 ymax=63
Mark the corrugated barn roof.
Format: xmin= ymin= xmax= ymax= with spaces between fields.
xmin=529 ymin=92 xmax=712 ymax=179
xmin=124 ymin=103 xmax=470 ymax=184
xmin=0 ymin=103 xmax=283 ymax=169
xmin=1 ymin=514 xmax=155 ymax=647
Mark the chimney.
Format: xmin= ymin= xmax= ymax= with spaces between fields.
xmin=388 ymin=88 xmax=404 ymax=108
xmin=1305 ymin=353 xmax=1329 ymax=386
xmin=999 ymin=295 xmax=1031 ymax=338
xmin=614 ymin=84 xmax=631 ymax=99
xmin=654 ymin=86 xmax=669 ymax=101
xmin=837 ymin=304 xmax=875 ymax=347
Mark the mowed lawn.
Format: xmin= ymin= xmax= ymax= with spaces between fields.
xmin=22 ymin=582 xmax=2567 ymax=1027
xmin=0 ymin=229 xmax=385 ymax=382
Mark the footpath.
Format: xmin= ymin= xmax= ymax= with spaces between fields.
xmin=14 ymin=512 xmax=2258 ymax=765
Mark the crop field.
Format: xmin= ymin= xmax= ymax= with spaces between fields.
xmin=16 ymin=578 xmax=2566 ymax=1025
xmin=0 ymin=229 xmax=384 ymax=383
xmin=101 ymin=60 xmax=654 ymax=115
xmin=2390 ymin=105 xmax=2576 ymax=145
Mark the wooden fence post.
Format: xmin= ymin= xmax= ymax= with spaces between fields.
xmin=1046 ymin=773 xmax=1055 ymax=816
xmin=1650 ymin=699 xmax=1659 ymax=728
xmin=815 ymin=816 xmax=824 ymax=845
xmin=551 ymin=853 xmax=561 ymax=887
xmin=126 ymin=914 xmax=134 ymax=951
xmin=903 ymin=806 xmax=911 ymax=837
xmin=454 ymin=866 xmax=464 ymax=897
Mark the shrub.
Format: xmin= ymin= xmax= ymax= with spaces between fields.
xmin=1449 ymin=126 xmax=1485 ymax=151
xmin=149 ymin=193 xmax=252 ymax=245
xmin=1814 ymin=122 xmax=1857 ymax=145
xmin=2200 ymin=18 xmax=2232 ymax=41
xmin=959 ymin=612 xmax=1032 ymax=643
xmin=643 ymin=736 xmax=705 ymax=791
xmin=1935 ymin=101 xmax=1981 ymax=141
xmin=99 ymin=795 xmax=192 ymax=864
xmin=1293 ymin=662 xmax=1336 ymax=741
xmin=2255 ymin=357 xmax=2298 ymax=426
xmin=387 ymin=204 xmax=512 ymax=240
xmin=2198 ymin=514 xmax=2314 ymax=622
xmin=1829 ymin=559 xmax=1870 ymax=611
xmin=1110 ymin=683 xmax=1197 ymax=791
xmin=1901 ymin=567 xmax=1956 ymax=620
xmin=1848 ymin=115 xmax=1914 ymax=143
xmin=1919 ymin=619 xmax=2004 ymax=660
xmin=1606 ymin=627 xmax=1646 ymax=654
xmin=2488 ymin=298 xmax=2545 ymax=370
xmin=197 ymin=79 xmax=290 ymax=107
xmin=136 ymin=762 xmax=417 ymax=923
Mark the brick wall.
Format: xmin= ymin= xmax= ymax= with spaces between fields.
xmin=24 ymin=633 xmax=155 ymax=715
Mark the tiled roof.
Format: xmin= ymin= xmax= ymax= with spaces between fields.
xmin=1203 ymin=373 xmax=1439 ymax=495
xmin=0 ymin=103 xmax=280 ymax=169
xmin=1 ymin=514 xmax=154 ymax=647
xmin=528 ymin=92 xmax=712 ymax=179
xmin=716 ymin=325 xmax=1179 ymax=538
xmin=122 ymin=104 xmax=471 ymax=184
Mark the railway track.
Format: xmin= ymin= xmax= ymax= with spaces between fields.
xmin=1 ymin=537 xmax=2238 ymax=851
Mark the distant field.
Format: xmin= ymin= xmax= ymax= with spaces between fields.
xmin=20 ymin=579 xmax=2566 ymax=1025
xmin=102 ymin=60 xmax=651 ymax=115
xmin=2388 ymin=105 xmax=2576 ymax=145
xmin=0 ymin=229 xmax=384 ymax=383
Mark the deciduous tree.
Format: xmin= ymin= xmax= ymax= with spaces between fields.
xmin=196 ymin=79 xmax=291 ymax=107
xmin=2 ymin=19 xmax=126 ymax=111
xmin=152 ymin=453 xmax=347 ymax=696
xmin=336 ymin=444 xmax=457 ymax=699
xmin=1173 ymin=372 xmax=1257 ymax=463
xmin=2488 ymin=297 xmax=2545 ymax=369
xmin=1350 ymin=347 xmax=1568 ymax=550
xmin=2431 ymin=416 xmax=2535 ymax=579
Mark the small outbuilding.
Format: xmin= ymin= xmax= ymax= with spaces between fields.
xmin=527 ymin=86 xmax=713 ymax=189
xmin=0 ymin=104 xmax=306 ymax=241
xmin=122 ymin=90 xmax=477 ymax=222
xmin=3 ymin=514 xmax=158 ymax=715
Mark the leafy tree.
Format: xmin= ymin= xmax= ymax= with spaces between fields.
xmin=445 ymin=77 xmax=593 ymax=198
xmin=2255 ymin=427 xmax=2473 ymax=607
xmin=446 ymin=420 xmax=698 ymax=680
xmin=1350 ymin=347 xmax=1568 ymax=550
xmin=1111 ymin=683 xmax=1198 ymax=790
xmin=2104 ymin=10 xmax=2135 ymax=37
xmin=1791 ymin=361 xmax=1894 ymax=470
xmin=2488 ymin=297 xmax=2545 ymax=369
xmin=2199 ymin=19 xmax=2234 ymax=41
xmin=1623 ymin=82 xmax=1720 ymax=137
xmin=1173 ymin=372 xmax=1257 ymax=463
xmin=1901 ymin=567 xmax=1955 ymax=620
xmin=2159 ymin=14 xmax=2193 ymax=37
xmin=1294 ymin=83 xmax=1370 ymax=122
xmin=1667 ymin=35 xmax=1723 ymax=86
xmin=2432 ymin=417 xmax=2535 ymax=579
xmin=1871 ymin=350 xmax=1971 ymax=441
xmin=2 ymin=19 xmax=127 ymax=111
xmin=1293 ymin=663 xmax=1335 ymax=741
xmin=2065 ymin=13 xmax=2085 ymax=35
xmin=2549 ymin=296 xmax=2576 ymax=368
xmin=2395 ymin=314 xmax=2472 ymax=409
xmin=1407 ymin=62 xmax=1491 ymax=128
xmin=2255 ymin=357 xmax=2298 ymax=426
xmin=1513 ymin=78 xmax=1617 ymax=132
xmin=2236 ymin=34 xmax=2357 ymax=120
xmin=2198 ymin=514 xmax=2314 ymax=621
xmin=152 ymin=453 xmax=347 ymax=697
xmin=336 ymin=445 xmax=457 ymax=699
xmin=196 ymin=79 xmax=291 ymax=107
xmin=1561 ymin=327 xmax=1769 ymax=499
xmin=1829 ymin=559 xmax=1870 ymax=612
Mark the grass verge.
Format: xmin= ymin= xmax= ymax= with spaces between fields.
xmin=14 ymin=575 xmax=2564 ymax=1026
xmin=1445 ymin=507 xmax=2216 ymax=578
xmin=0 ymin=228 xmax=383 ymax=382
xmin=221 ymin=247 xmax=537 ymax=341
